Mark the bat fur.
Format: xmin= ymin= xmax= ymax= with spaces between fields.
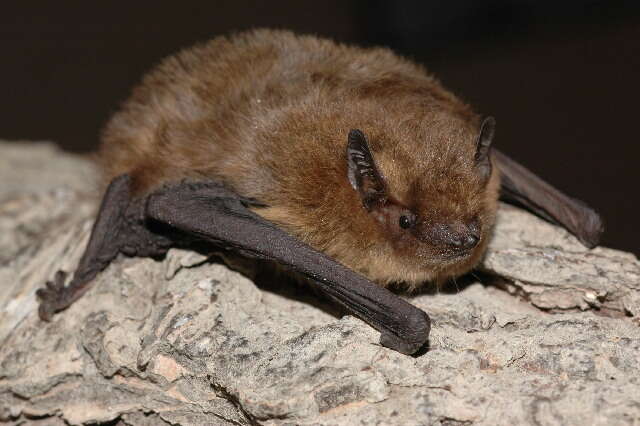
xmin=99 ymin=29 xmax=500 ymax=290
xmin=37 ymin=29 xmax=603 ymax=354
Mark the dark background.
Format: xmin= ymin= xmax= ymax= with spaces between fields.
xmin=2 ymin=1 xmax=638 ymax=254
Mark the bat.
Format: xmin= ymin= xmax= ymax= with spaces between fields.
xmin=36 ymin=29 xmax=603 ymax=355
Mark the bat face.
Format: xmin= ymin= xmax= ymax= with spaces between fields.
xmin=345 ymin=117 xmax=499 ymax=287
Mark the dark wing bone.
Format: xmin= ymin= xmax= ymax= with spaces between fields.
xmin=145 ymin=180 xmax=430 ymax=354
xmin=38 ymin=175 xmax=430 ymax=355
xmin=493 ymin=149 xmax=604 ymax=248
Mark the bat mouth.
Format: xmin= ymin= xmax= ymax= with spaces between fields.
xmin=434 ymin=247 xmax=476 ymax=263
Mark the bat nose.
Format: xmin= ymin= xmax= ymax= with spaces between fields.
xmin=436 ymin=222 xmax=480 ymax=251
xmin=451 ymin=233 xmax=479 ymax=250
xmin=414 ymin=221 xmax=481 ymax=252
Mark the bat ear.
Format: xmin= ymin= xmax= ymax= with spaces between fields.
xmin=475 ymin=116 xmax=496 ymax=180
xmin=347 ymin=129 xmax=387 ymax=209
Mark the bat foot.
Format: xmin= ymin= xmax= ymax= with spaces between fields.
xmin=36 ymin=270 xmax=76 ymax=321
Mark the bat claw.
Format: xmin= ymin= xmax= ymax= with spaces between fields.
xmin=36 ymin=270 xmax=74 ymax=322
xmin=43 ymin=270 xmax=67 ymax=292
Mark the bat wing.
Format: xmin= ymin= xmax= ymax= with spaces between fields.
xmin=36 ymin=175 xmax=173 ymax=321
xmin=493 ymin=149 xmax=604 ymax=248
xmin=145 ymin=180 xmax=430 ymax=354
xmin=38 ymin=175 xmax=430 ymax=355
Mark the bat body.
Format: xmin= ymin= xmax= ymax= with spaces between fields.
xmin=37 ymin=30 xmax=603 ymax=354
xmin=101 ymin=29 xmax=498 ymax=287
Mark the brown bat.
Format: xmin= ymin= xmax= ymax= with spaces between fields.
xmin=37 ymin=29 xmax=603 ymax=355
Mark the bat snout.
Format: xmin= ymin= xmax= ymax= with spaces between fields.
xmin=439 ymin=226 xmax=480 ymax=255
xmin=448 ymin=231 xmax=480 ymax=251
xmin=416 ymin=221 xmax=481 ymax=256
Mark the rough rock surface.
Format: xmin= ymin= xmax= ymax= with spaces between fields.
xmin=1 ymin=141 xmax=639 ymax=425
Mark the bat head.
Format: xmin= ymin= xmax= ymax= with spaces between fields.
xmin=346 ymin=116 xmax=499 ymax=287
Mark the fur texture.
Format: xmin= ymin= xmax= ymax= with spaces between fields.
xmin=99 ymin=29 xmax=500 ymax=289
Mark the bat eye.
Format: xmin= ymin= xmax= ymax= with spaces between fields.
xmin=399 ymin=215 xmax=414 ymax=229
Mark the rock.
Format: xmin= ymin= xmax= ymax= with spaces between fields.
xmin=484 ymin=205 xmax=640 ymax=317
xmin=1 ymin=141 xmax=639 ymax=425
